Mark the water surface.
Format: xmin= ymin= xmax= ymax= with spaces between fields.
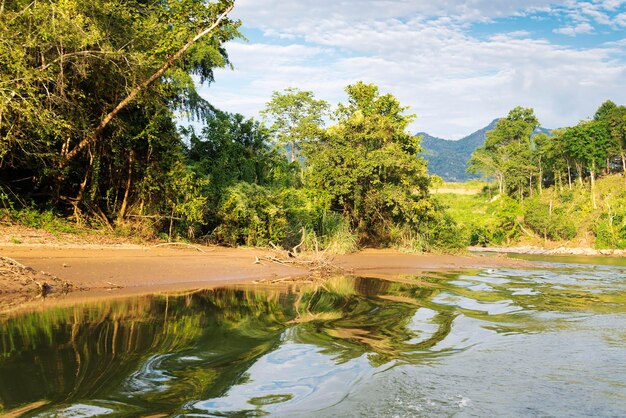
xmin=1 ymin=262 xmax=625 ymax=417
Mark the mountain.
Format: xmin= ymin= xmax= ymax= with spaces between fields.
xmin=418 ymin=120 xmax=551 ymax=182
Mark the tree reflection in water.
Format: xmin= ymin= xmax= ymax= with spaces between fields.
xmin=1 ymin=268 xmax=624 ymax=416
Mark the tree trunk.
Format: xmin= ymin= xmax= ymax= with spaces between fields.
xmin=72 ymin=150 xmax=95 ymax=223
xmin=576 ymin=163 xmax=583 ymax=187
xmin=567 ymin=162 xmax=572 ymax=190
xmin=61 ymin=4 xmax=234 ymax=163
xmin=590 ymin=161 xmax=597 ymax=210
xmin=168 ymin=207 xmax=175 ymax=242
xmin=118 ymin=150 xmax=134 ymax=221
xmin=497 ymin=173 xmax=504 ymax=196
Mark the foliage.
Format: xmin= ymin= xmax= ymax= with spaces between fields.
xmin=261 ymin=88 xmax=330 ymax=162
xmin=214 ymin=183 xmax=324 ymax=248
xmin=304 ymin=82 xmax=453 ymax=248
xmin=523 ymin=199 xmax=577 ymax=241
xmin=468 ymin=107 xmax=539 ymax=198
xmin=1 ymin=207 xmax=78 ymax=235
xmin=0 ymin=0 xmax=239 ymax=222
xmin=439 ymin=174 xmax=626 ymax=249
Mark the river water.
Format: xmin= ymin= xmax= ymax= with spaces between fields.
xmin=1 ymin=258 xmax=625 ymax=417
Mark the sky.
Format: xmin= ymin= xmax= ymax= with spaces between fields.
xmin=198 ymin=0 xmax=626 ymax=139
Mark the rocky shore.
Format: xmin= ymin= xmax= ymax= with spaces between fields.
xmin=469 ymin=246 xmax=626 ymax=257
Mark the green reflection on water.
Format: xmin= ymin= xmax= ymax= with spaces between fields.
xmin=0 ymin=268 xmax=624 ymax=416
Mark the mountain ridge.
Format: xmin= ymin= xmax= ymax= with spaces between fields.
xmin=419 ymin=120 xmax=551 ymax=182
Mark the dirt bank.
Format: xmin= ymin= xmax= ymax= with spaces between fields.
xmin=0 ymin=244 xmax=530 ymax=314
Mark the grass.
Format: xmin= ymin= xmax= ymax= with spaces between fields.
xmin=435 ymin=191 xmax=493 ymax=231
xmin=2 ymin=207 xmax=79 ymax=236
xmin=437 ymin=174 xmax=626 ymax=249
xmin=438 ymin=180 xmax=491 ymax=190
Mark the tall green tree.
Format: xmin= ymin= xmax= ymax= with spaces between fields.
xmin=468 ymin=106 xmax=539 ymax=198
xmin=594 ymin=100 xmax=626 ymax=172
xmin=261 ymin=88 xmax=330 ymax=162
xmin=304 ymin=82 xmax=435 ymax=244
xmin=564 ymin=120 xmax=612 ymax=208
xmin=0 ymin=0 xmax=239 ymax=219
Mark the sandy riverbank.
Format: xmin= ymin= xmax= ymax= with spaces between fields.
xmin=0 ymin=243 xmax=531 ymax=314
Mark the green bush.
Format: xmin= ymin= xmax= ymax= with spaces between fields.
xmin=214 ymin=183 xmax=328 ymax=248
xmin=299 ymin=212 xmax=359 ymax=254
xmin=214 ymin=183 xmax=286 ymax=247
xmin=9 ymin=207 xmax=76 ymax=235
xmin=523 ymin=199 xmax=577 ymax=241
xmin=594 ymin=211 xmax=626 ymax=249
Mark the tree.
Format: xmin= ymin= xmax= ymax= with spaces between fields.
xmin=564 ymin=120 xmax=612 ymax=208
xmin=184 ymin=110 xmax=294 ymax=225
xmin=533 ymin=132 xmax=550 ymax=194
xmin=261 ymin=88 xmax=330 ymax=162
xmin=468 ymin=107 xmax=539 ymax=198
xmin=0 ymin=0 xmax=240 ymax=220
xmin=305 ymin=82 xmax=436 ymax=244
xmin=538 ymin=129 xmax=573 ymax=191
xmin=594 ymin=101 xmax=626 ymax=173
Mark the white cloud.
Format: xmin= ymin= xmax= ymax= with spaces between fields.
xmin=202 ymin=1 xmax=626 ymax=139
xmin=615 ymin=12 xmax=626 ymax=25
xmin=594 ymin=0 xmax=626 ymax=11
xmin=232 ymin=0 xmax=563 ymax=31
xmin=553 ymin=22 xmax=595 ymax=34
xmin=554 ymin=0 xmax=626 ymax=29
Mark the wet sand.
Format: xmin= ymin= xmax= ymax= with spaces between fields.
xmin=0 ymin=244 xmax=530 ymax=313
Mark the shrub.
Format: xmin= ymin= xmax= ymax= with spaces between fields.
xmin=523 ymin=199 xmax=577 ymax=241
xmin=214 ymin=183 xmax=328 ymax=248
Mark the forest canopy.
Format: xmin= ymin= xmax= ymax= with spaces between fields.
xmin=0 ymin=0 xmax=461 ymax=251
xmin=3 ymin=1 xmax=626 ymax=252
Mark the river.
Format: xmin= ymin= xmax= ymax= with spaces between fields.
xmin=1 ymin=257 xmax=625 ymax=417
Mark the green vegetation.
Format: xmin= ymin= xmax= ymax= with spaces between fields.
xmin=437 ymin=175 xmax=626 ymax=248
xmin=2 ymin=2 xmax=625 ymax=252
xmin=1 ymin=0 xmax=240 ymax=235
xmin=460 ymin=101 xmax=626 ymax=248
xmin=0 ymin=1 xmax=463 ymax=253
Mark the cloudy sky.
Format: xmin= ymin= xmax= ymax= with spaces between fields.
xmin=200 ymin=0 xmax=626 ymax=139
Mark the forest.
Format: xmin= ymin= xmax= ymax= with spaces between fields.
xmin=1 ymin=0 xmax=625 ymax=251
xmin=0 ymin=0 xmax=459 ymax=251
xmin=461 ymin=102 xmax=626 ymax=248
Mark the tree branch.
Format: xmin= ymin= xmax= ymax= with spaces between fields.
xmin=62 ymin=3 xmax=234 ymax=163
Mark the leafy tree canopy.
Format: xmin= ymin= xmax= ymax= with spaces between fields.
xmin=261 ymin=88 xmax=330 ymax=162
xmin=304 ymin=82 xmax=435 ymax=243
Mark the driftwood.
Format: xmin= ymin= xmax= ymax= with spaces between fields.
xmin=254 ymin=240 xmax=346 ymax=281
xmin=153 ymin=242 xmax=209 ymax=253
xmin=105 ymin=281 xmax=123 ymax=290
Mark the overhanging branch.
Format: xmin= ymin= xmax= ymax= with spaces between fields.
xmin=62 ymin=3 xmax=234 ymax=163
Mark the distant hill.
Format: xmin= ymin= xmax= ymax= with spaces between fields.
xmin=419 ymin=120 xmax=551 ymax=182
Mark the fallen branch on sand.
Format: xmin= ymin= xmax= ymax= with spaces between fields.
xmin=106 ymin=281 xmax=123 ymax=289
xmin=153 ymin=242 xmax=209 ymax=253
xmin=256 ymin=242 xmax=346 ymax=279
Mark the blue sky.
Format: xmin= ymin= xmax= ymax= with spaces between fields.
xmin=199 ymin=0 xmax=626 ymax=139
